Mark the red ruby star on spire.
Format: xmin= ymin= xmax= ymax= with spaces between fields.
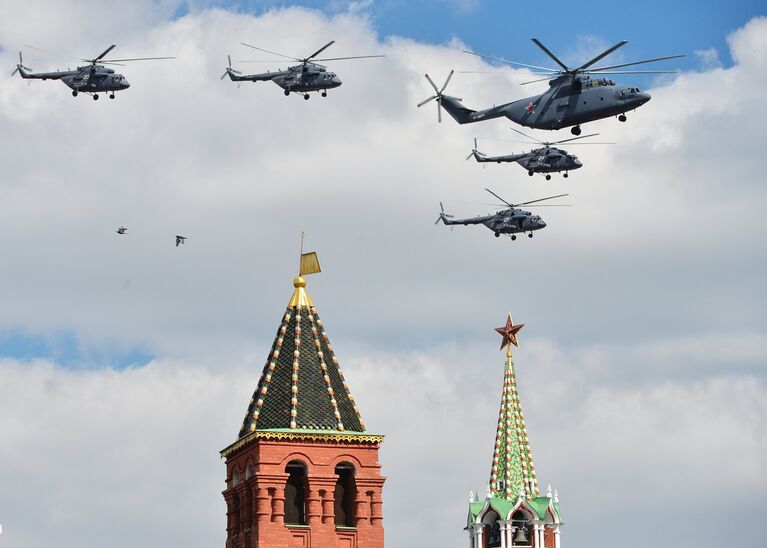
xmin=495 ymin=314 xmax=524 ymax=352
xmin=525 ymin=102 xmax=536 ymax=114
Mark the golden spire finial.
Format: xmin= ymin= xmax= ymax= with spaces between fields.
xmin=495 ymin=313 xmax=525 ymax=358
xmin=288 ymin=233 xmax=321 ymax=308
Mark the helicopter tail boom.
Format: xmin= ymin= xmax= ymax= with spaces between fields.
xmin=440 ymin=95 xmax=511 ymax=125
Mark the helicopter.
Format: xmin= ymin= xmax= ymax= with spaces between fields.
xmin=418 ymin=38 xmax=684 ymax=135
xmin=468 ymin=127 xmax=612 ymax=180
xmin=222 ymin=41 xmax=384 ymax=100
xmin=116 ymin=226 xmax=127 ymax=235
xmin=11 ymin=45 xmax=174 ymax=100
xmin=435 ymin=189 xmax=568 ymax=240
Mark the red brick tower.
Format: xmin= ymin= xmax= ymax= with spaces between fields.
xmin=221 ymin=269 xmax=385 ymax=548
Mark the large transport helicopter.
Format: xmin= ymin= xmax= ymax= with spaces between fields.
xmin=436 ymin=189 xmax=568 ymax=240
xmin=418 ymin=39 xmax=684 ymax=135
xmin=11 ymin=45 xmax=174 ymax=100
xmin=468 ymin=127 xmax=612 ymax=180
xmin=222 ymin=40 xmax=384 ymax=99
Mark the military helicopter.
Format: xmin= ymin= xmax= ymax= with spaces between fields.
xmin=11 ymin=45 xmax=174 ymax=100
xmin=418 ymin=38 xmax=683 ymax=135
xmin=222 ymin=41 xmax=384 ymax=99
xmin=468 ymin=127 xmax=612 ymax=180
xmin=435 ymin=189 xmax=568 ymax=240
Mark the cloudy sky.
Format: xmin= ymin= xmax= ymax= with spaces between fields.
xmin=0 ymin=1 xmax=765 ymax=547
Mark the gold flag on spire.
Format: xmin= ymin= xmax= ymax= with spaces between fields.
xmin=300 ymin=252 xmax=321 ymax=276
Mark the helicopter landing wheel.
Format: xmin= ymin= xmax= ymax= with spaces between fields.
xmin=528 ymin=170 xmax=534 ymax=176
xmin=563 ymin=172 xmax=568 ymax=178
xmin=109 ymin=93 xmax=115 ymax=99
xmin=571 ymin=125 xmax=581 ymax=136
xmin=545 ymin=174 xmax=552 ymax=181
xmin=72 ymin=90 xmax=78 ymax=97
xmin=494 ymin=231 xmax=500 ymax=238
xmin=511 ymin=235 xmax=517 ymax=241
xmin=321 ymin=91 xmax=327 ymax=97
xmin=618 ymin=114 xmax=627 ymax=122
xmin=284 ymin=89 xmax=290 ymax=96
xmin=304 ymin=94 xmax=310 ymax=100
xmin=528 ymin=233 xmax=533 ymax=238
xmin=92 ymin=94 xmax=99 ymax=101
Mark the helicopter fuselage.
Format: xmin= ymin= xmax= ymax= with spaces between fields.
xmin=228 ymin=63 xmax=342 ymax=94
xmin=474 ymin=145 xmax=582 ymax=175
xmin=519 ymin=147 xmax=582 ymax=173
xmin=442 ymin=75 xmax=651 ymax=130
xmin=17 ymin=64 xmax=130 ymax=94
xmin=272 ymin=64 xmax=342 ymax=92
xmin=440 ymin=207 xmax=547 ymax=236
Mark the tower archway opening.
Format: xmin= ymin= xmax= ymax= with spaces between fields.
xmin=334 ymin=463 xmax=356 ymax=527
xmin=285 ymin=460 xmax=308 ymax=525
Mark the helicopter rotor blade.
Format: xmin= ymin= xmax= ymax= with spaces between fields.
xmin=424 ymin=73 xmax=440 ymax=93
xmin=306 ymin=40 xmax=335 ymax=60
xmin=416 ymin=94 xmax=437 ymax=108
xmin=588 ymin=54 xmax=686 ymax=72
xmin=515 ymin=193 xmax=569 ymax=207
xmin=586 ymin=70 xmax=678 ymax=75
xmin=440 ymin=69 xmax=454 ymax=92
xmin=531 ymin=38 xmax=570 ymax=72
xmin=546 ymin=132 xmax=601 ymax=145
xmin=509 ymin=126 xmax=544 ymax=145
xmin=312 ymin=54 xmax=385 ymax=62
xmin=101 ymin=56 xmax=175 ymax=62
xmin=437 ymin=99 xmax=442 ymax=123
xmin=462 ymin=50 xmax=559 ymax=72
xmin=519 ymin=76 xmax=555 ymax=86
xmin=241 ymin=42 xmax=300 ymax=61
xmin=484 ymin=188 xmax=513 ymax=208
xmin=94 ymin=44 xmax=117 ymax=62
xmin=575 ymin=40 xmax=628 ymax=71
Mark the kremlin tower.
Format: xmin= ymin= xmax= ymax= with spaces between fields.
xmin=467 ymin=315 xmax=562 ymax=548
xmin=221 ymin=253 xmax=385 ymax=548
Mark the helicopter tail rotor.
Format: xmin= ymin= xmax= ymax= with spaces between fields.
xmin=11 ymin=51 xmax=32 ymax=76
xmin=435 ymin=202 xmax=455 ymax=224
xmin=221 ymin=54 xmax=242 ymax=80
xmin=417 ymin=70 xmax=458 ymax=123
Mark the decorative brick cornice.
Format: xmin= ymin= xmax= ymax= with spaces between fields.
xmin=221 ymin=429 xmax=384 ymax=458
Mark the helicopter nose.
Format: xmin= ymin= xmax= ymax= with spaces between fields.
xmin=122 ymin=80 xmax=131 ymax=89
xmin=637 ymin=91 xmax=650 ymax=105
xmin=332 ymin=76 xmax=342 ymax=86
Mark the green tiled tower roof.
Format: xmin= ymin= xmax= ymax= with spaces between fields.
xmin=237 ymin=275 xmax=366 ymax=437
xmin=489 ymin=315 xmax=539 ymax=499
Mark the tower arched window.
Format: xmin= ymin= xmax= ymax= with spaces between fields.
xmin=334 ymin=463 xmax=356 ymax=527
xmin=511 ymin=509 xmax=533 ymax=546
xmin=284 ymin=460 xmax=307 ymax=525
xmin=482 ymin=510 xmax=502 ymax=548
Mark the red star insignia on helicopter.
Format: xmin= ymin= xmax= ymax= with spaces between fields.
xmin=495 ymin=314 xmax=525 ymax=352
xmin=525 ymin=102 xmax=536 ymax=114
